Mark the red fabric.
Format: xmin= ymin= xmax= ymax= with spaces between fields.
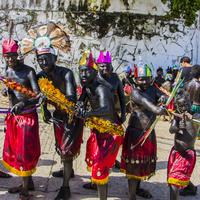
xmin=2 ymin=38 xmax=19 ymax=54
xmin=134 ymin=64 xmax=138 ymax=78
xmin=167 ymin=98 xmax=174 ymax=111
xmin=3 ymin=112 xmax=40 ymax=175
xmin=167 ymin=147 xmax=196 ymax=188
xmin=76 ymin=85 xmax=83 ymax=97
xmin=121 ymin=128 xmax=157 ymax=179
xmin=87 ymin=52 xmax=95 ymax=68
xmin=54 ymin=118 xmax=84 ymax=159
xmin=124 ymin=84 xmax=133 ymax=96
xmin=86 ymin=129 xmax=123 ymax=183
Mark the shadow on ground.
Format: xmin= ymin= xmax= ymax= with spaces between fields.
xmin=0 ymin=174 xmax=199 ymax=199
xmin=156 ymin=161 xmax=168 ymax=170
xmin=38 ymin=159 xmax=57 ymax=167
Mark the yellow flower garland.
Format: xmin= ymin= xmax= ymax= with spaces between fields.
xmin=38 ymin=78 xmax=124 ymax=137
xmin=38 ymin=78 xmax=75 ymax=117
xmin=85 ymin=117 xmax=124 ymax=136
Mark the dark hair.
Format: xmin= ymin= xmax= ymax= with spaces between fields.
xmin=157 ymin=67 xmax=163 ymax=72
xmin=166 ymin=66 xmax=172 ymax=74
xmin=191 ymin=65 xmax=200 ymax=78
xmin=180 ymin=56 xmax=191 ymax=64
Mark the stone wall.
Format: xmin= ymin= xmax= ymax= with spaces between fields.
xmin=0 ymin=0 xmax=199 ymax=76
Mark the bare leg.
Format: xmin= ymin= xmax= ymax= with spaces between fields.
xmin=52 ymin=163 xmax=74 ymax=178
xmin=128 ymin=179 xmax=138 ymax=200
xmin=63 ymin=160 xmax=72 ymax=187
xmin=170 ymin=185 xmax=179 ymax=200
xmin=97 ymin=184 xmax=107 ymax=200
xmin=8 ymin=176 xmax=34 ymax=194
xmin=54 ymin=160 xmax=72 ymax=200
xmin=19 ymin=177 xmax=30 ymax=199
xmin=22 ymin=176 xmax=29 ymax=193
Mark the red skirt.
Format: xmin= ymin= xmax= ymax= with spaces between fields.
xmin=2 ymin=112 xmax=40 ymax=177
xmin=121 ymin=127 xmax=157 ymax=180
xmin=54 ymin=118 xmax=84 ymax=160
xmin=167 ymin=147 xmax=196 ymax=188
xmin=86 ymin=129 xmax=123 ymax=185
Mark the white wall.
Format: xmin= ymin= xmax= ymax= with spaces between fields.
xmin=0 ymin=0 xmax=199 ymax=76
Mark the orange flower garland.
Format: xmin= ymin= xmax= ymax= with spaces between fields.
xmin=38 ymin=77 xmax=124 ymax=136
xmin=0 ymin=76 xmax=37 ymax=97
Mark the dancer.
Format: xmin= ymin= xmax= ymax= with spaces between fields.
xmin=83 ymin=51 xmax=126 ymax=190
xmin=168 ymin=90 xmax=199 ymax=200
xmin=36 ymin=47 xmax=83 ymax=200
xmin=178 ymin=64 xmax=200 ymax=196
xmin=120 ymin=64 xmax=166 ymax=200
xmin=97 ymin=51 xmax=126 ymax=124
xmin=1 ymin=38 xmax=40 ymax=200
xmin=77 ymin=52 xmax=123 ymax=200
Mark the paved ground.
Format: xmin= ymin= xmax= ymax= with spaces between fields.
xmin=0 ymin=102 xmax=199 ymax=199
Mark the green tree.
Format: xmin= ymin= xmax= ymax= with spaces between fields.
xmin=162 ymin=0 xmax=200 ymax=26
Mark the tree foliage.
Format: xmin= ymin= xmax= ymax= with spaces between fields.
xmin=162 ymin=0 xmax=200 ymax=26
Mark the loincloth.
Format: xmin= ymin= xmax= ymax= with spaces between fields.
xmin=86 ymin=129 xmax=123 ymax=185
xmin=54 ymin=118 xmax=84 ymax=160
xmin=121 ymin=127 xmax=157 ymax=180
xmin=167 ymin=147 xmax=196 ymax=188
xmin=2 ymin=112 xmax=40 ymax=176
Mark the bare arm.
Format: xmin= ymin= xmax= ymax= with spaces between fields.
xmin=169 ymin=118 xmax=179 ymax=134
xmin=65 ymin=70 xmax=77 ymax=103
xmin=117 ymin=78 xmax=126 ymax=122
xmin=11 ymin=69 xmax=40 ymax=114
xmin=132 ymin=89 xmax=165 ymax=115
xmin=21 ymin=69 xmax=40 ymax=106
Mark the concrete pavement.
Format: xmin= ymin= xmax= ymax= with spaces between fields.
xmin=0 ymin=113 xmax=199 ymax=199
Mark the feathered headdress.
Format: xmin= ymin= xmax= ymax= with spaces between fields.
xmin=96 ymin=51 xmax=112 ymax=64
xmin=2 ymin=21 xmax=19 ymax=55
xmin=20 ymin=22 xmax=71 ymax=55
xmin=134 ymin=64 xmax=152 ymax=78
xmin=124 ymin=64 xmax=134 ymax=75
xmin=79 ymin=51 xmax=98 ymax=70
xmin=104 ymin=51 xmax=111 ymax=63
xmin=96 ymin=51 xmax=104 ymax=64
xmin=2 ymin=38 xmax=19 ymax=55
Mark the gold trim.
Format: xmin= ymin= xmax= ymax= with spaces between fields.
xmin=2 ymin=160 xmax=36 ymax=177
xmin=168 ymin=177 xmax=189 ymax=187
xmin=91 ymin=176 xmax=109 ymax=185
xmin=120 ymin=169 xmax=155 ymax=180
